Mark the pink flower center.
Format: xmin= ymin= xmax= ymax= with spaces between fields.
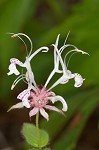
xmin=29 ymin=86 xmax=53 ymax=108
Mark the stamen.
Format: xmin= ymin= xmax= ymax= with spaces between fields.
xmin=64 ymin=51 xmax=77 ymax=69
xmin=13 ymin=74 xmax=25 ymax=84
xmin=76 ymin=49 xmax=90 ymax=55
xmin=11 ymin=33 xmax=33 ymax=57
xmin=16 ymin=35 xmax=28 ymax=56
xmin=21 ymin=69 xmax=28 ymax=84
xmin=11 ymin=75 xmax=26 ymax=90
xmin=59 ymin=44 xmax=77 ymax=54
xmin=63 ymin=31 xmax=70 ymax=46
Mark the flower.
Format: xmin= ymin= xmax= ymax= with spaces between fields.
xmin=45 ymin=33 xmax=89 ymax=90
xmin=7 ymin=32 xmax=89 ymax=121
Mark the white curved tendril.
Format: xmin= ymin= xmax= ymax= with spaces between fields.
xmin=29 ymin=46 xmax=49 ymax=61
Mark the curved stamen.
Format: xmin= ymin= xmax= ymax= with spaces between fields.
xmin=11 ymin=33 xmax=33 ymax=57
xmin=13 ymin=74 xmax=26 ymax=84
xmin=55 ymin=45 xmax=78 ymax=73
xmin=66 ymin=51 xmax=77 ymax=69
xmin=63 ymin=31 xmax=70 ymax=46
xmin=63 ymin=49 xmax=78 ymax=69
xmin=11 ymin=75 xmax=26 ymax=90
xmin=60 ymin=46 xmax=89 ymax=69
xmin=16 ymin=35 xmax=28 ymax=56
xmin=7 ymin=32 xmax=30 ymax=57
xmin=59 ymin=44 xmax=77 ymax=54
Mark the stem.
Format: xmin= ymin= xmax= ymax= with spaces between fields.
xmin=36 ymin=112 xmax=42 ymax=150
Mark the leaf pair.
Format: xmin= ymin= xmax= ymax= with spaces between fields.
xmin=22 ymin=123 xmax=49 ymax=149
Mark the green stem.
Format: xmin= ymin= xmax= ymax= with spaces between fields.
xmin=36 ymin=112 xmax=42 ymax=150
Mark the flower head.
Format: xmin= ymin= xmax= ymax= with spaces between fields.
xmin=7 ymin=32 xmax=89 ymax=121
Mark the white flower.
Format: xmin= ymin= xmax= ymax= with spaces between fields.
xmin=45 ymin=33 xmax=89 ymax=90
xmin=7 ymin=32 xmax=89 ymax=121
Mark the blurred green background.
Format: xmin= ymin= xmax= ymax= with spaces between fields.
xmin=0 ymin=0 xmax=99 ymax=149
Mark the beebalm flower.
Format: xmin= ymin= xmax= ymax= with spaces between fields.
xmin=7 ymin=33 xmax=89 ymax=121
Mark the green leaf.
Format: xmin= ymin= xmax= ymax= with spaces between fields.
xmin=22 ymin=123 xmax=49 ymax=148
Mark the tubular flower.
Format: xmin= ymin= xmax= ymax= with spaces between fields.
xmin=45 ymin=33 xmax=89 ymax=90
xmin=7 ymin=33 xmax=89 ymax=121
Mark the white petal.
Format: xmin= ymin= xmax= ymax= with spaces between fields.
xmin=17 ymin=89 xmax=30 ymax=100
xmin=45 ymin=105 xmax=64 ymax=115
xmin=29 ymin=107 xmax=39 ymax=117
xmin=24 ymin=58 xmax=36 ymax=87
xmin=49 ymin=96 xmax=68 ymax=112
xmin=59 ymin=76 xmax=69 ymax=84
xmin=40 ymin=108 xmax=49 ymax=121
xmin=48 ymin=75 xmax=69 ymax=90
xmin=48 ymin=69 xmax=73 ymax=90
xmin=17 ymin=89 xmax=30 ymax=108
xmin=74 ymin=73 xmax=85 ymax=88
xmin=22 ymin=99 xmax=30 ymax=108
xmin=7 ymin=63 xmax=20 ymax=75
xmin=66 ymin=70 xmax=72 ymax=78
xmin=7 ymin=58 xmax=25 ymax=76
xmin=7 ymin=102 xmax=24 ymax=112
xmin=10 ymin=58 xmax=24 ymax=67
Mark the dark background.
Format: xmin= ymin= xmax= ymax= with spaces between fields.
xmin=0 ymin=0 xmax=99 ymax=149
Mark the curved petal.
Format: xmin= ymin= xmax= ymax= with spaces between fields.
xmin=17 ymin=89 xmax=30 ymax=108
xmin=40 ymin=108 xmax=49 ymax=121
xmin=17 ymin=89 xmax=30 ymax=100
xmin=44 ymin=105 xmax=64 ymax=115
xmin=59 ymin=76 xmax=69 ymax=84
xmin=10 ymin=58 xmax=24 ymax=67
xmin=7 ymin=58 xmax=25 ymax=76
xmin=48 ymin=70 xmax=72 ymax=90
xmin=7 ymin=102 xmax=24 ymax=112
xmin=29 ymin=107 xmax=39 ymax=117
xmin=48 ymin=75 xmax=69 ymax=90
xmin=74 ymin=73 xmax=85 ymax=87
xmin=49 ymin=96 xmax=68 ymax=112
xmin=7 ymin=63 xmax=20 ymax=75
xmin=22 ymin=99 xmax=30 ymax=108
